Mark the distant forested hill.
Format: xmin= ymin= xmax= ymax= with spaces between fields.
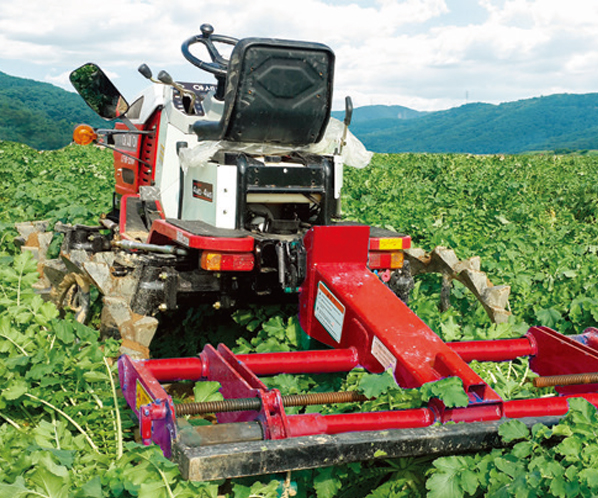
xmin=0 ymin=71 xmax=105 ymax=150
xmin=345 ymin=94 xmax=598 ymax=154
xmin=2 ymin=68 xmax=598 ymax=154
xmin=332 ymin=104 xmax=426 ymax=123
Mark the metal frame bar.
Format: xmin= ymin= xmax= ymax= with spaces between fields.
xmin=174 ymin=416 xmax=562 ymax=481
xmin=118 ymin=225 xmax=598 ymax=480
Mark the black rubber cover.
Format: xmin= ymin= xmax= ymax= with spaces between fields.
xmin=166 ymin=218 xmax=249 ymax=238
xmin=193 ymin=38 xmax=334 ymax=146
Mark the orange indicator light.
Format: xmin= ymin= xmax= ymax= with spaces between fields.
xmin=73 ymin=124 xmax=97 ymax=145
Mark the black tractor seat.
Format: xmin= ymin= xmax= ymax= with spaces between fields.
xmin=193 ymin=37 xmax=335 ymax=146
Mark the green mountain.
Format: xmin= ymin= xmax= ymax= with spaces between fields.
xmin=332 ymin=104 xmax=425 ymax=123
xmin=348 ymin=94 xmax=598 ymax=154
xmin=2 ymin=69 xmax=598 ymax=154
xmin=0 ymin=71 xmax=106 ymax=150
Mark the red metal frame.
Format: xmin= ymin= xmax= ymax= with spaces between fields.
xmin=118 ymin=225 xmax=598 ymax=460
xmin=527 ymin=326 xmax=598 ymax=394
xmin=148 ymin=219 xmax=254 ymax=252
xmin=298 ymin=226 xmax=501 ymax=407
xmin=119 ymin=327 xmax=598 ymax=458
xmin=113 ymin=109 xmax=162 ymax=196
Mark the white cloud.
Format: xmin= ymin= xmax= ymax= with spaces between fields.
xmin=43 ymin=71 xmax=71 ymax=88
xmin=1 ymin=0 xmax=598 ymax=111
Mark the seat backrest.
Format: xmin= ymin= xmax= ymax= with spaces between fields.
xmin=215 ymin=38 xmax=335 ymax=146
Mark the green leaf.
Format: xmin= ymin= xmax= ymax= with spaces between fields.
xmin=534 ymin=308 xmax=562 ymax=328
xmin=357 ymin=369 xmax=397 ymax=398
xmin=493 ymin=455 xmax=525 ymax=480
xmin=3 ymin=378 xmax=29 ymax=400
xmin=420 ymin=377 xmax=469 ymax=408
xmin=27 ymin=362 xmax=55 ymax=380
xmin=13 ymin=252 xmax=39 ymax=278
xmin=440 ymin=316 xmax=462 ymax=342
xmin=138 ymin=480 xmax=172 ymax=498
xmin=364 ymin=479 xmax=413 ymax=498
xmin=232 ymin=480 xmax=280 ymax=498
xmin=285 ymin=316 xmax=301 ymax=348
xmin=314 ymin=467 xmax=344 ymax=498
xmin=566 ymin=397 xmax=598 ymax=424
xmin=459 ymin=468 xmax=479 ymax=495
xmin=53 ymin=320 xmax=75 ymax=344
xmin=193 ymin=381 xmax=224 ymax=403
xmin=47 ymin=449 xmax=77 ymax=469
xmin=39 ymin=301 xmax=60 ymax=322
xmin=548 ymin=476 xmax=569 ymax=498
xmin=0 ymin=476 xmax=29 ymax=497
xmin=580 ymin=468 xmax=598 ymax=489
xmin=28 ymin=453 xmax=71 ymax=498
xmin=531 ymin=422 xmax=553 ymax=440
xmin=83 ymin=370 xmax=108 ymax=383
xmin=78 ymin=477 xmax=103 ymax=498
xmin=511 ymin=441 xmax=532 ymax=459
xmin=499 ymin=419 xmax=530 ymax=443
xmin=426 ymin=456 xmax=475 ymax=498
xmin=262 ymin=316 xmax=286 ymax=340
xmin=556 ymin=436 xmax=582 ymax=460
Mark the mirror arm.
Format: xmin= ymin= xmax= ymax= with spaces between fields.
xmin=119 ymin=115 xmax=138 ymax=132
xmin=96 ymin=128 xmax=153 ymax=136
xmin=96 ymin=141 xmax=153 ymax=168
xmin=338 ymin=96 xmax=353 ymax=155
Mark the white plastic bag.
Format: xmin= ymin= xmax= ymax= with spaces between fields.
xmin=178 ymin=118 xmax=373 ymax=171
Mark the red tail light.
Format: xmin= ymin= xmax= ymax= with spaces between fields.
xmin=200 ymin=252 xmax=254 ymax=271
xmin=368 ymin=251 xmax=404 ymax=270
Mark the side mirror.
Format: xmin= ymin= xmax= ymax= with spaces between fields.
xmin=344 ymin=96 xmax=353 ymax=127
xmin=70 ymin=63 xmax=129 ymax=120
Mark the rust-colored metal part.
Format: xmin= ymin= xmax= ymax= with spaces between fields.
xmin=175 ymin=390 xmax=368 ymax=416
xmin=534 ymin=372 xmax=598 ymax=388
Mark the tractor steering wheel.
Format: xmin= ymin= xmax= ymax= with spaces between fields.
xmin=181 ymin=24 xmax=239 ymax=78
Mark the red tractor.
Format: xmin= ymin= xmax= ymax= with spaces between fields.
xmin=17 ymin=23 xmax=414 ymax=358
xmin=20 ymin=24 xmax=590 ymax=483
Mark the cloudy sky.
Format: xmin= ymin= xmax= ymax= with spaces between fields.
xmin=1 ymin=0 xmax=597 ymax=111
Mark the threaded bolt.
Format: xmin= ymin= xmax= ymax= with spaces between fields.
xmin=534 ymin=372 xmax=598 ymax=388
xmin=174 ymin=390 xmax=369 ymax=417
xmin=176 ymin=398 xmax=261 ymax=416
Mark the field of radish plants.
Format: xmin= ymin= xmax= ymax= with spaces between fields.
xmin=2 ymin=139 xmax=598 ymax=497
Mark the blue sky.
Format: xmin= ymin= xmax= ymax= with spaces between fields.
xmin=1 ymin=0 xmax=597 ymax=111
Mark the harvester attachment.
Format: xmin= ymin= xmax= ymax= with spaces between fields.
xmin=14 ymin=220 xmax=159 ymax=358
xmin=405 ymin=246 xmax=511 ymax=323
xmin=119 ymin=225 xmax=598 ymax=481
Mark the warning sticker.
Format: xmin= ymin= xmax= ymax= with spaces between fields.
xmin=136 ymin=379 xmax=153 ymax=411
xmin=176 ymin=230 xmax=190 ymax=247
xmin=314 ymin=281 xmax=346 ymax=343
xmin=371 ymin=336 xmax=397 ymax=372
